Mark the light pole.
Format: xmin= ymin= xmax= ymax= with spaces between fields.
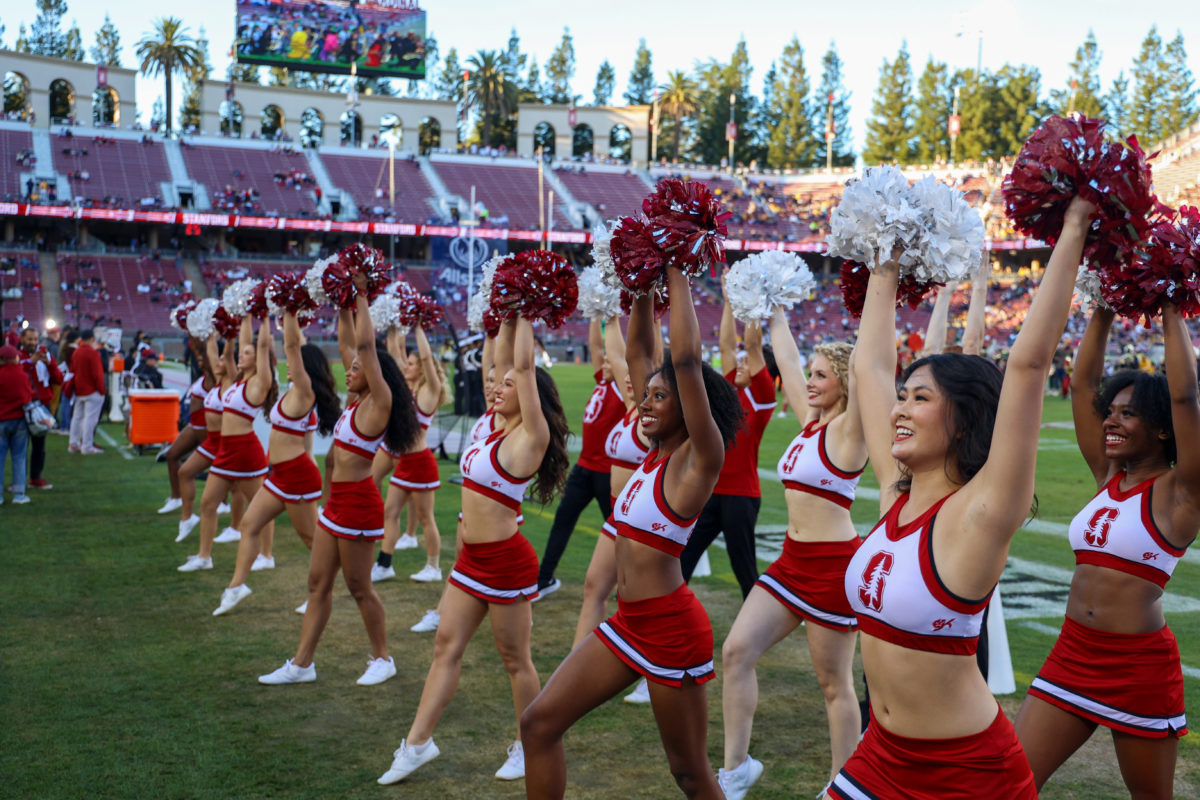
xmin=726 ymin=92 xmax=736 ymax=174
xmin=825 ymin=91 xmax=835 ymax=172
xmin=381 ymin=126 xmax=401 ymax=263
xmin=650 ymin=89 xmax=660 ymax=164
xmin=949 ymin=86 xmax=961 ymax=165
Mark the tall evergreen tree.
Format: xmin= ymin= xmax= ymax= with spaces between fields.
xmin=14 ymin=24 xmax=29 ymax=53
xmin=434 ymin=47 xmax=464 ymax=102
xmin=593 ymin=60 xmax=615 ymax=106
xmin=20 ymin=0 xmax=83 ymax=59
xmin=812 ymin=43 xmax=854 ymax=167
xmin=227 ymin=62 xmax=260 ymax=84
xmin=912 ymin=58 xmax=950 ymax=163
xmin=501 ymin=28 xmax=526 ymax=78
xmin=521 ymin=60 xmax=545 ymax=104
xmin=952 ymin=69 xmax=1002 ymax=160
xmin=1106 ymin=70 xmax=1132 ymax=134
xmin=756 ymin=62 xmax=781 ymax=163
xmin=63 ymin=21 xmax=82 ymax=61
xmin=179 ymin=26 xmax=212 ymax=133
xmin=1051 ymin=30 xmax=1104 ymax=117
xmin=766 ymin=37 xmax=813 ymax=169
xmin=863 ymin=43 xmax=916 ymax=164
xmin=1162 ymin=33 xmax=1199 ymax=136
xmin=89 ymin=13 xmax=122 ymax=66
xmin=544 ymin=28 xmax=577 ymax=105
xmin=994 ymin=64 xmax=1046 ymax=156
xmin=1129 ymin=26 xmax=1169 ymax=144
xmin=692 ymin=39 xmax=757 ymax=166
xmin=625 ymin=39 xmax=654 ymax=105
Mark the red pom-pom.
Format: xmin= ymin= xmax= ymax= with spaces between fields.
xmin=172 ymin=300 xmax=196 ymax=332
xmin=490 ymin=250 xmax=580 ymax=329
xmin=322 ymin=244 xmax=392 ymax=309
xmin=1003 ymin=114 xmax=1168 ymax=270
xmin=265 ymin=272 xmax=314 ymax=316
xmin=247 ymin=281 xmax=270 ymax=320
xmin=619 ymin=282 xmax=670 ymax=317
xmin=482 ymin=307 xmax=501 ymax=337
xmin=643 ymin=178 xmax=731 ymax=275
xmin=610 ymin=215 xmax=666 ymax=295
xmin=840 ymin=261 xmax=940 ymax=319
xmin=1100 ymin=206 xmax=1200 ymax=325
xmin=212 ymin=306 xmax=241 ymax=339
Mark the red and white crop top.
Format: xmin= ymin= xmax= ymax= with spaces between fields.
xmin=460 ymin=430 xmax=532 ymax=513
xmin=1068 ymin=471 xmax=1188 ymax=588
xmin=414 ymin=399 xmax=436 ymax=431
xmin=777 ymin=420 xmax=863 ymax=509
xmin=188 ymin=378 xmax=209 ymax=429
xmin=846 ymin=493 xmax=991 ymax=655
xmin=221 ymin=380 xmax=265 ymax=421
xmin=605 ymin=406 xmax=649 ymax=471
xmin=270 ymin=392 xmax=317 ymax=437
xmin=332 ymin=402 xmax=384 ymax=459
xmin=203 ymin=385 xmax=224 ymax=417
xmin=468 ymin=407 xmax=496 ymax=447
xmin=611 ymin=450 xmax=702 ymax=557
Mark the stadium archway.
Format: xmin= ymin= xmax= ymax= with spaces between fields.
xmin=91 ymin=86 xmax=119 ymax=126
xmin=49 ymin=78 xmax=75 ymax=124
xmin=572 ymin=123 xmax=594 ymax=158
xmin=300 ymin=107 xmax=324 ymax=148
xmin=533 ymin=122 xmax=556 ymax=157
xmin=220 ymin=100 xmax=243 ymax=137
xmin=609 ymin=123 xmax=632 ymax=163
xmin=380 ymin=113 xmax=401 ymax=146
xmin=4 ymin=72 xmax=31 ymax=119
xmin=341 ymin=110 xmax=363 ymax=147
xmin=261 ymin=104 xmax=284 ymax=139
xmin=418 ymin=117 xmax=440 ymax=155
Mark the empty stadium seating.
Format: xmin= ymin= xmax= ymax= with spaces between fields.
xmin=430 ymin=159 xmax=574 ymax=230
xmin=0 ymin=249 xmax=46 ymax=329
xmin=52 ymin=135 xmax=172 ymax=208
xmin=59 ymin=254 xmax=189 ymax=333
xmin=554 ymin=168 xmax=649 ymax=219
xmin=182 ymin=143 xmax=318 ymax=216
xmin=322 ymin=152 xmax=437 ymax=222
xmin=0 ymin=128 xmax=35 ymax=201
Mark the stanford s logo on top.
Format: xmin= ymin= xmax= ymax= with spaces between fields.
xmin=783 ymin=443 xmax=804 ymax=472
xmin=583 ymin=389 xmax=605 ymax=423
xmin=858 ymin=551 xmax=894 ymax=612
xmin=621 ymin=479 xmax=644 ymax=515
xmin=462 ymin=446 xmax=480 ymax=474
xmin=1083 ymin=506 xmax=1119 ymax=548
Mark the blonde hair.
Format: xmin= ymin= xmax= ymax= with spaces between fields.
xmin=812 ymin=342 xmax=853 ymax=410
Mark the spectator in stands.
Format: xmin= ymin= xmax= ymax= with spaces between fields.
xmin=68 ymin=329 xmax=105 ymax=455
xmin=19 ymin=327 xmax=61 ymax=490
xmin=0 ymin=344 xmax=32 ymax=504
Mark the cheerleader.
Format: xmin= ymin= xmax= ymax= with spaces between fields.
xmin=825 ymin=199 xmax=1094 ymax=799
xmin=520 ymin=264 xmax=744 ymax=800
xmin=372 ymin=323 xmax=449 ymax=583
xmin=719 ymin=318 xmax=864 ymax=798
xmin=377 ymin=315 xmax=569 ymax=783
xmin=156 ymin=338 xmax=213 ymax=516
xmin=259 ymin=274 xmax=419 ymax=686
xmin=212 ymin=311 xmax=341 ymax=616
xmin=1014 ymin=302 xmax=1200 ymax=794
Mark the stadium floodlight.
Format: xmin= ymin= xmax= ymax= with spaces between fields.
xmin=44 ymin=317 xmax=57 ymax=331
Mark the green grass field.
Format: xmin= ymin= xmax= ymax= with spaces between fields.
xmin=2 ymin=363 xmax=1198 ymax=798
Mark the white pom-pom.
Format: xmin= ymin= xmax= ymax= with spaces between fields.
xmin=221 ymin=278 xmax=259 ymax=318
xmin=725 ymin=251 xmax=816 ymax=322
xmin=169 ymin=301 xmax=193 ymax=332
xmin=905 ymin=177 xmax=986 ymax=284
xmin=1075 ymin=265 xmax=1111 ymax=310
xmin=370 ymin=292 xmax=401 ymax=333
xmin=576 ymin=265 xmax=623 ymax=320
xmin=468 ymin=256 xmax=505 ymax=333
xmin=186 ymin=298 xmax=220 ymax=340
xmin=826 ymin=167 xmax=921 ymax=267
xmin=305 ymin=258 xmax=333 ymax=307
xmin=591 ymin=220 xmax=617 ymax=272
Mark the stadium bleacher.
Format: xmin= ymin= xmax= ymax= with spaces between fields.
xmin=322 ymin=151 xmax=437 ymax=222
xmin=554 ymin=168 xmax=649 ymax=219
xmin=0 ymin=249 xmax=46 ymax=329
xmin=52 ymin=135 xmax=172 ymax=209
xmin=1 ymin=128 xmax=35 ymax=201
xmin=430 ymin=158 xmax=574 ymax=230
xmin=58 ymin=253 xmax=189 ymax=332
xmin=182 ymin=142 xmax=318 ymax=216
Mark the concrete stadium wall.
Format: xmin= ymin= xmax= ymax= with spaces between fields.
xmin=1 ymin=49 xmax=137 ymax=129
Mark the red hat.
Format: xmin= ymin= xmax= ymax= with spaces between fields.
xmin=0 ymin=344 xmax=19 ymax=361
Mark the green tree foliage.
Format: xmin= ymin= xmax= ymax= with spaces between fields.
xmin=1162 ymin=33 xmax=1199 ymax=136
xmin=765 ymin=37 xmax=814 ymax=169
xmin=434 ymin=47 xmax=464 ymax=102
xmin=993 ymin=64 xmax=1046 ymax=155
xmin=952 ymin=69 xmax=1000 ymax=161
xmin=863 ymin=43 xmax=915 ymax=164
xmin=1106 ymin=70 xmax=1132 ymax=134
xmin=544 ymin=28 xmax=577 ymax=105
xmin=179 ymin=26 xmax=212 ymax=133
xmin=466 ymin=49 xmax=517 ymax=148
xmin=692 ymin=39 xmax=759 ymax=166
xmin=912 ymin=59 xmax=950 ymax=163
xmin=659 ymin=70 xmax=698 ymax=162
xmin=1051 ymin=30 xmax=1104 ymax=117
xmin=136 ymin=17 xmax=202 ymax=135
xmin=624 ymin=39 xmax=654 ymax=105
xmin=89 ymin=13 xmax=122 ymax=66
xmin=812 ymin=43 xmax=854 ymax=167
xmin=501 ymin=29 xmax=526 ymax=78
xmin=1129 ymin=26 xmax=1169 ymax=143
xmin=227 ymin=62 xmax=260 ymax=84
xmin=15 ymin=24 xmax=28 ymax=52
xmin=593 ymin=59 xmax=615 ymax=106
xmin=19 ymin=0 xmax=83 ymax=60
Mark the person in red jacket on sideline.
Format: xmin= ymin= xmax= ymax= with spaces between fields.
xmin=19 ymin=327 xmax=61 ymax=489
xmin=0 ymin=344 xmax=34 ymax=504
xmin=68 ymin=329 xmax=106 ymax=455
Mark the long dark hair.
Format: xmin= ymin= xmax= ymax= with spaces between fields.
xmin=301 ymin=343 xmax=341 ymax=436
xmin=1094 ymin=369 xmax=1175 ymax=465
xmin=377 ymin=346 xmax=420 ymax=454
xmin=651 ymin=352 xmax=745 ymax=447
xmin=530 ymin=366 xmax=571 ymax=505
xmin=896 ymin=353 xmax=1002 ymax=493
xmin=261 ymin=348 xmax=280 ymax=413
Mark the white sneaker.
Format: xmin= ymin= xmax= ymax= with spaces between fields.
xmin=378 ymin=738 xmax=440 ymax=784
xmin=395 ymin=533 xmax=419 ymax=550
xmin=624 ymin=677 xmax=651 ymax=704
xmin=213 ymin=584 xmax=252 ymax=616
xmin=357 ymin=655 xmax=397 ymax=686
xmin=410 ymin=609 xmax=440 ymax=632
xmin=258 ymin=658 xmax=316 ymax=685
xmin=214 ymin=526 xmax=241 ymax=544
xmin=295 ymin=599 xmax=308 ymax=615
xmin=176 ymin=514 xmax=200 ymax=542
xmin=717 ymin=755 xmax=764 ymax=800
xmin=495 ymin=740 xmax=525 ymax=780
xmin=158 ymin=497 xmax=183 ymax=514
xmin=371 ymin=563 xmax=396 ymax=582
xmin=251 ymin=554 xmax=275 ymax=571
xmin=177 ymin=555 xmax=213 ymax=572
xmin=217 ymin=501 xmax=231 ymax=515
xmin=410 ymin=564 xmax=442 ymax=583
xmin=531 ymin=577 xmax=561 ymax=603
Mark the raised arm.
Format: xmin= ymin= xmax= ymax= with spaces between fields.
xmin=336 ymin=307 xmax=356 ymax=370
xmin=480 ymin=333 xmax=495 ymax=386
xmin=238 ymin=314 xmax=253 ymax=357
xmin=492 ymin=315 xmax=516 ymax=379
xmin=246 ymin=316 xmax=275 ymax=405
xmin=743 ymin=319 xmax=766 ymax=375
xmin=588 ymin=317 xmax=604 ymax=374
xmin=385 ymin=325 xmax=405 ymax=364
xmin=626 ymin=292 xmax=656 ymax=402
xmin=719 ymin=272 xmax=738 ymax=374
xmin=666 ymin=266 xmax=724 ymax=491
xmin=1071 ymin=307 xmax=1115 ymax=484
xmin=205 ymin=333 xmax=220 ymax=382
xmin=221 ymin=331 xmax=237 ymax=388
xmin=853 ymin=256 xmax=904 ymax=510
xmin=414 ymin=325 xmax=441 ymax=396
xmin=960 ymin=256 xmax=990 ymax=356
xmin=512 ymin=317 xmax=548 ymax=448
xmin=283 ymin=311 xmax=312 ymax=403
xmin=352 ymin=282 xmax=391 ymax=433
xmin=604 ymin=315 xmax=633 ymax=408
xmin=1162 ymin=305 xmax=1200 ymax=507
xmin=769 ymin=306 xmax=812 ymax=423
xmin=919 ymin=284 xmax=954 ymax=357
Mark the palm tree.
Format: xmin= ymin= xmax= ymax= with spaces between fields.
xmin=136 ymin=17 xmax=202 ymax=136
xmin=659 ymin=71 xmax=699 ymax=162
xmin=466 ymin=50 xmax=517 ymax=148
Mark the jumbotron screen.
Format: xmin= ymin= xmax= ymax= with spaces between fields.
xmin=235 ymin=0 xmax=429 ymax=80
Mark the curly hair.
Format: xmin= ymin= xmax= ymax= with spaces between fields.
xmin=529 ymin=367 xmax=571 ymax=505
xmin=377 ymin=346 xmax=421 ymax=455
xmin=301 ymin=343 xmax=342 ymax=436
xmin=812 ymin=342 xmax=853 ymax=406
xmin=1093 ymin=369 xmax=1175 ymax=465
xmin=651 ymin=352 xmax=745 ymax=447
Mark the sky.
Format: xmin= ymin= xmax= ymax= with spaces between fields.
xmin=6 ymin=0 xmax=1200 ymax=149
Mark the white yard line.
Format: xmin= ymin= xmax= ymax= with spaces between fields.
xmin=95 ymin=427 xmax=134 ymax=460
